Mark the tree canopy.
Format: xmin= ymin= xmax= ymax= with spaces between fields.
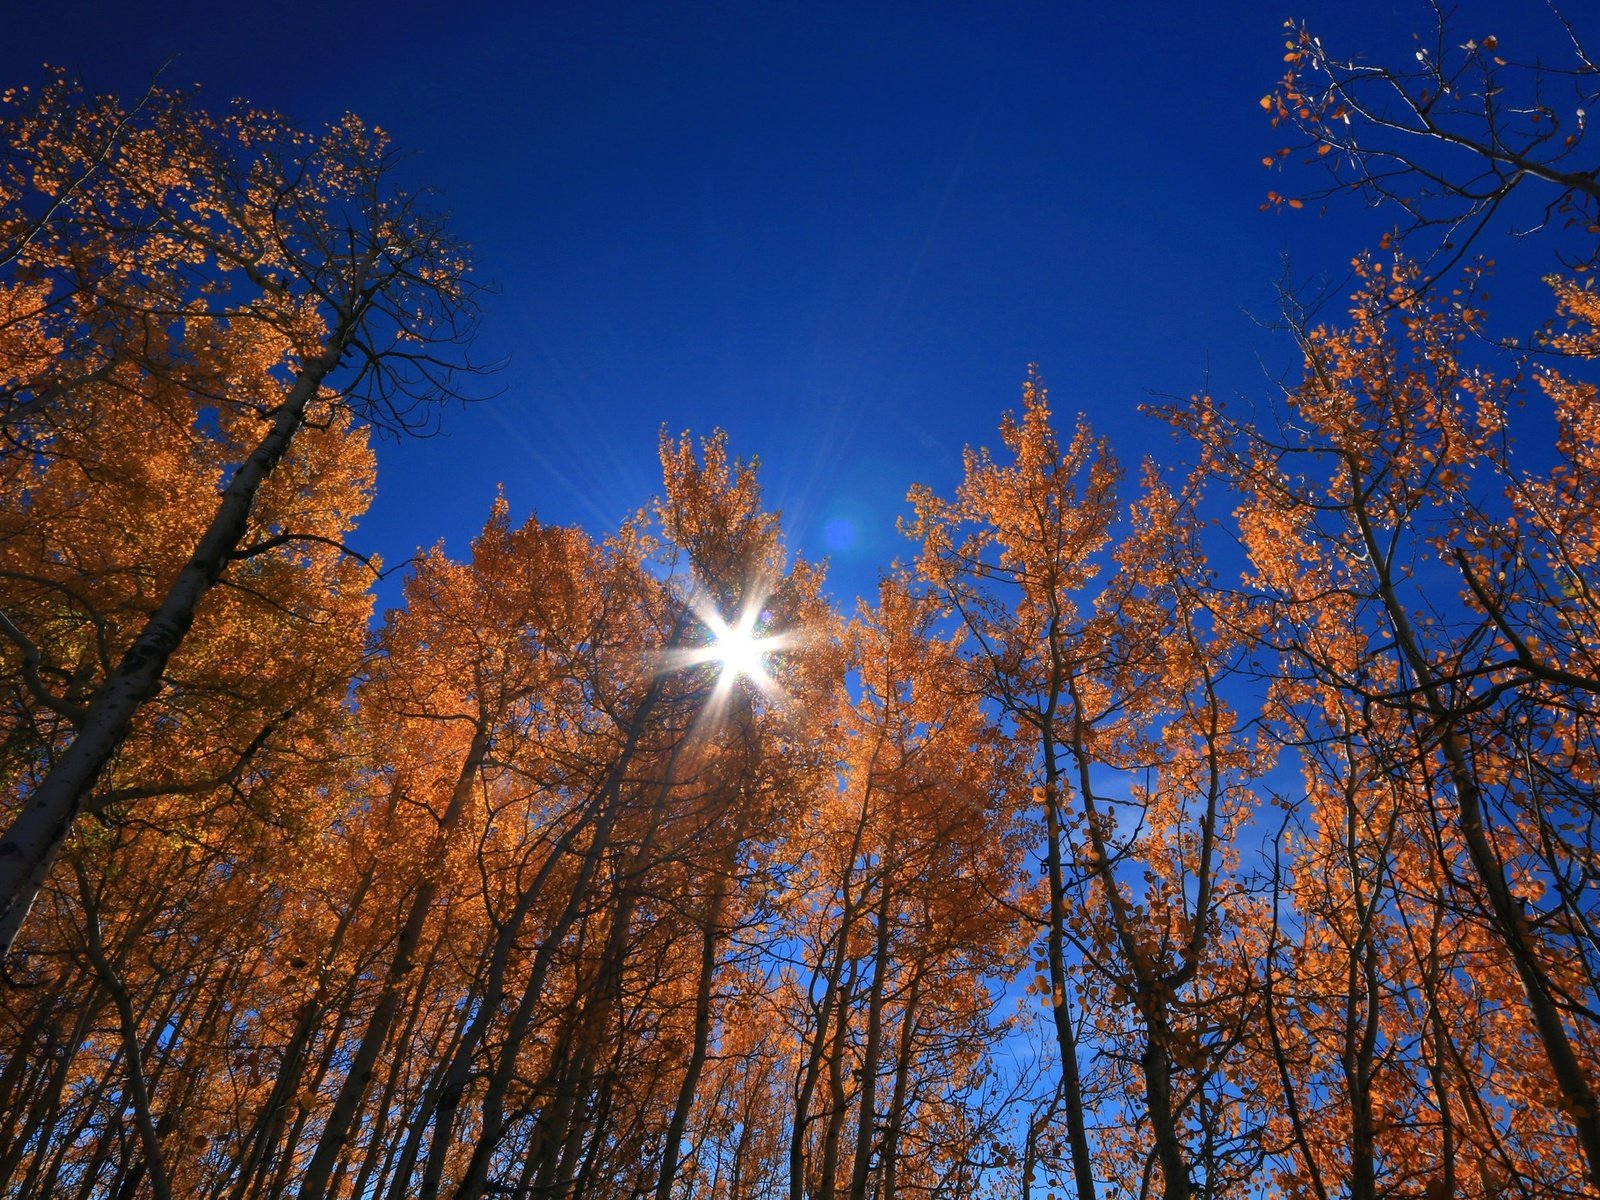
xmin=2 ymin=9 xmax=1599 ymax=1200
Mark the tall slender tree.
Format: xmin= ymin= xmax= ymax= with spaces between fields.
xmin=0 ymin=75 xmax=475 ymax=953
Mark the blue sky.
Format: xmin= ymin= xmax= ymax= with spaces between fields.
xmin=2 ymin=0 xmax=1545 ymax=608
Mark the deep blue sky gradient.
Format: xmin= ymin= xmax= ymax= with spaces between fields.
xmin=2 ymin=0 xmax=1562 ymax=607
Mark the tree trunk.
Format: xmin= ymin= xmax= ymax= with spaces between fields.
xmin=1353 ymin=490 xmax=1600 ymax=1191
xmin=877 ymin=955 xmax=924 ymax=1200
xmin=815 ymin=956 xmax=858 ymax=1200
xmin=75 ymin=862 xmax=172 ymax=1200
xmin=426 ymin=677 xmax=680 ymax=1200
xmin=655 ymin=864 xmax=732 ymax=1200
xmin=1040 ymin=762 xmax=1098 ymax=1200
xmin=791 ymin=767 xmax=880 ymax=1200
xmin=472 ymin=750 xmax=681 ymax=1200
xmin=846 ymin=868 xmax=895 ymax=1200
xmin=298 ymin=721 xmax=493 ymax=1200
xmin=0 ymin=333 xmax=351 ymax=956
xmin=223 ymin=867 xmax=373 ymax=1200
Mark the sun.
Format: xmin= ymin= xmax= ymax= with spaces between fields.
xmin=702 ymin=606 xmax=774 ymax=688
xmin=659 ymin=588 xmax=796 ymax=708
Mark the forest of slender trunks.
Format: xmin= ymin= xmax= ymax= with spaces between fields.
xmin=2 ymin=13 xmax=1599 ymax=1200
